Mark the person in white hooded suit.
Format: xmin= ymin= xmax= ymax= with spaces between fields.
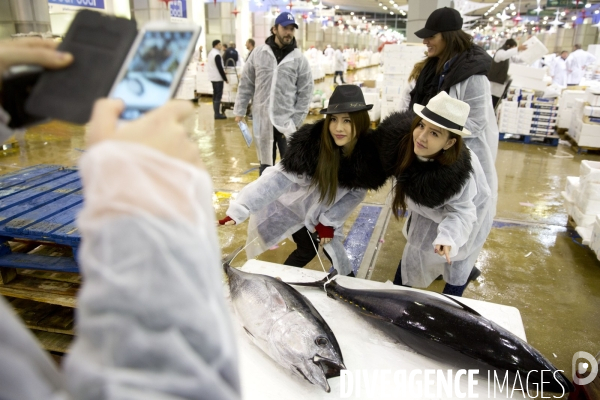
xmin=234 ymin=12 xmax=313 ymax=176
xmin=376 ymin=92 xmax=493 ymax=297
xmin=566 ymin=44 xmax=597 ymax=86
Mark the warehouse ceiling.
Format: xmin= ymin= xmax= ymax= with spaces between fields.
xmin=322 ymin=0 xmax=594 ymax=19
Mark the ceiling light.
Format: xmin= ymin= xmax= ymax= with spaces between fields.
xmin=511 ymin=11 xmax=516 ymax=15
xmin=586 ymin=3 xmax=591 ymax=7
xmin=334 ymin=5 xmax=339 ymax=9
xmin=383 ymin=6 xmax=388 ymax=10
xmin=350 ymin=12 xmax=354 ymax=15
xmin=596 ymin=10 xmax=600 ymax=14
xmin=543 ymin=16 xmax=548 ymax=20
xmin=384 ymin=25 xmax=388 ymax=29
xmin=489 ymin=16 xmax=494 ymax=21
xmin=572 ymin=16 xmax=577 ymax=20
xmin=390 ymin=11 xmax=394 ymax=15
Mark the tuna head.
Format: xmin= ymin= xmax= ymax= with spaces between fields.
xmin=268 ymin=311 xmax=345 ymax=392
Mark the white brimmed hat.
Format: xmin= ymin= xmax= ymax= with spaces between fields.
xmin=413 ymin=91 xmax=471 ymax=137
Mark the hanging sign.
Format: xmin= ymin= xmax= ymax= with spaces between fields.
xmin=170 ymin=0 xmax=188 ymax=19
xmin=48 ymin=0 xmax=105 ymax=12
xmin=546 ymin=0 xmax=586 ymax=8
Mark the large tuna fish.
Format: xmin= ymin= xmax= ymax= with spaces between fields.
xmin=222 ymin=250 xmax=345 ymax=392
xmin=288 ymin=273 xmax=574 ymax=394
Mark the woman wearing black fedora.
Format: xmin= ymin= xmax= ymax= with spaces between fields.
xmin=218 ymin=85 xmax=387 ymax=276
xmin=376 ymin=92 xmax=493 ymax=296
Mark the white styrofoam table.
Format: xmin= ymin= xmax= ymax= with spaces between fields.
xmin=233 ymin=260 xmax=529 ymax=400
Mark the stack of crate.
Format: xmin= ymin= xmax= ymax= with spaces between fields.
xmin=563 ymin=160 xmax=600 ymax=252
xmin=380 ymin=44 xmax=426 ymax=119
xmin=568 ymin=88 xmax=600 ymax=148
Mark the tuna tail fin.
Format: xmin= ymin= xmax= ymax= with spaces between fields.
xmin=221 ymin=245 xmax=245 ymax=273
xmin=286 ymin=271 xmax=338 ymax=288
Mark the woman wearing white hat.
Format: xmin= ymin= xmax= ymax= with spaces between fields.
xmin=376 ymin=92 xmax=493 ymax=296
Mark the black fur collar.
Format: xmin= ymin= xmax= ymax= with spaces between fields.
xmin=281 ymin=119 xmax=387 ymax=190
xmin=399 ymin=145 xmax=473 ymax=208
xmin=375 ymin=110 xmax=474 ymax=208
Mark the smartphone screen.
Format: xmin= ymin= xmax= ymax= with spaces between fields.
xmin=111 ymin=30 xmax=195 ymax=120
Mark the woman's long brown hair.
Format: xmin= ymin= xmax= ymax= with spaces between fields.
xmin=312 ymin=110 xmax=370 ymax=205
xmin=391 ymin=116 xmax=464 ymax=217
xmin=408 ymin=30 xmax=474 ymax=80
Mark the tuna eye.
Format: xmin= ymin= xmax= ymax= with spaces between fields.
xmin=315 ymin=337 xmax=329 ymax=347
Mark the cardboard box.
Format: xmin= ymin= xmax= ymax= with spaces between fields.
xmin=363 ymin=80 xmax=376 ymax=89
xmin=519 ymin=36 xmax=550 ymax=65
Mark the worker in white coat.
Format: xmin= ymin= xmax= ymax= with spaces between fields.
xmin=487 ymin=38 xmax=527 ymax=108
xmin=567 ymin=44 xmax=597 ymax=86
xmin=333 ymin=46 xmax=346 ymax=84
xmin=550 ymin=50 xmax=569 ymax=87
xmin=234 ymin=12 xmax=314 ymax=176
xmin=0 ymin=39 xmax=240 ymax=399
xmin=376 ymin=92 xmax=493 ymax=297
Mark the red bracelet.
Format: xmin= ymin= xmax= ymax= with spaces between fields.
xmin=218 ymin=216 xmax=234 ymax=225
xmin=315 ymin=223 xmax=334 ymax=239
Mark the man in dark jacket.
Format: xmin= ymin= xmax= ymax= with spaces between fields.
xmin=223 ymin=42 xmax=239 ymax=67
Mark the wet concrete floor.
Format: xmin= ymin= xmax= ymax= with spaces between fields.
xmin=6 ymin=66 xmax=599 ymax=388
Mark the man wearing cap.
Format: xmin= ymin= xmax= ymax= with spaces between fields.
xmin=234 ymin=11 xmax=314 ymax=175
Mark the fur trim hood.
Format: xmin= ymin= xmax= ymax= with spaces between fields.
xmin=375 ymin=110 xmax=474 ymax=208
xmin=281 ymin=119 xmax=387 ymax=190
xmin=374 ymin=110 xmax=417 ymax=177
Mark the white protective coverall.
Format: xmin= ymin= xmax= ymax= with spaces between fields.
xmin=334 ymin=49 xmax=345 ymax=72
xmin=226 ymin=164 xmax=366 ymax=276
xmin=401 ymin=150 xmax=493 ymax=287
xmin=489 ymin=47 xmax=519 ymax=98
xmin=567 ymin=49 xmax=597 ymax=85
xmin=0 ymin=141 xmax=240 ymax=400
xmin=550 ymin=57 xmax=568 ymax=87
xmin=233 ymin=45 xmax=313 ymax=166
xmin=399 ymin=75 xmax=499 ymax=213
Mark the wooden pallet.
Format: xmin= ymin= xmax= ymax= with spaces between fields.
xmin=563 ymin=132 xmax=600 ymax=154
xmin=499 ymin=133 xmax=559 ymax=146
xmin=0 ymin=165 xmax=83 ymax=354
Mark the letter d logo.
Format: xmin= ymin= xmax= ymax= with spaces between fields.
xmin=572 ymin=351 xmax=599 ymax=386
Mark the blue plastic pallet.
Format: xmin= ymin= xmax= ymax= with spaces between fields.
xmin=0 ymin=165 xmax=82 ymax=273
xmin=499 ymin=133 xmax=559 ymax=147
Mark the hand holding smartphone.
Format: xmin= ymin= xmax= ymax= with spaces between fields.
xmin=109 ymin=22 xmax=200 ymax=121
xmin=22 ymin=10 xmax=200 ymax=126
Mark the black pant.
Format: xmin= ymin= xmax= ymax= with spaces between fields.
xmin=393 ymin=259 xmax=469 ymax=297
xmin=284 ymin=227 xmax=332 ymax=267
xmin=492 ymin=95 xmax=500 ymax=109
xmin=211 ymin=81 xmax=224 ymax=115
xmin=259 ymin=127 xmax=287 ymax=175
xmin=334 ymin=71 xmax=345 ymax=84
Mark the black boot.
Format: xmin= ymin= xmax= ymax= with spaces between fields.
xmin=393 ymin=259 xmax=410 ymax=286
xmin=468 ymin=266 xmax=481 ymax=281
xmin=214 ymin=101 xmax=226 ymax=119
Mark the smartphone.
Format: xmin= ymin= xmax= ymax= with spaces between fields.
xmin=108 ymin=22 xmax=201 ymax=120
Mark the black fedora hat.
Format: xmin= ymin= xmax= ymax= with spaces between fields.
xmin=415 ymin=7 xmax=463 ymax=39
xmin=320 ymin=85 xmax=373 ymax=114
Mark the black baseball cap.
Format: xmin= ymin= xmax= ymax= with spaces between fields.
xmin=414 ymin=7 xmax=463 ymax=39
